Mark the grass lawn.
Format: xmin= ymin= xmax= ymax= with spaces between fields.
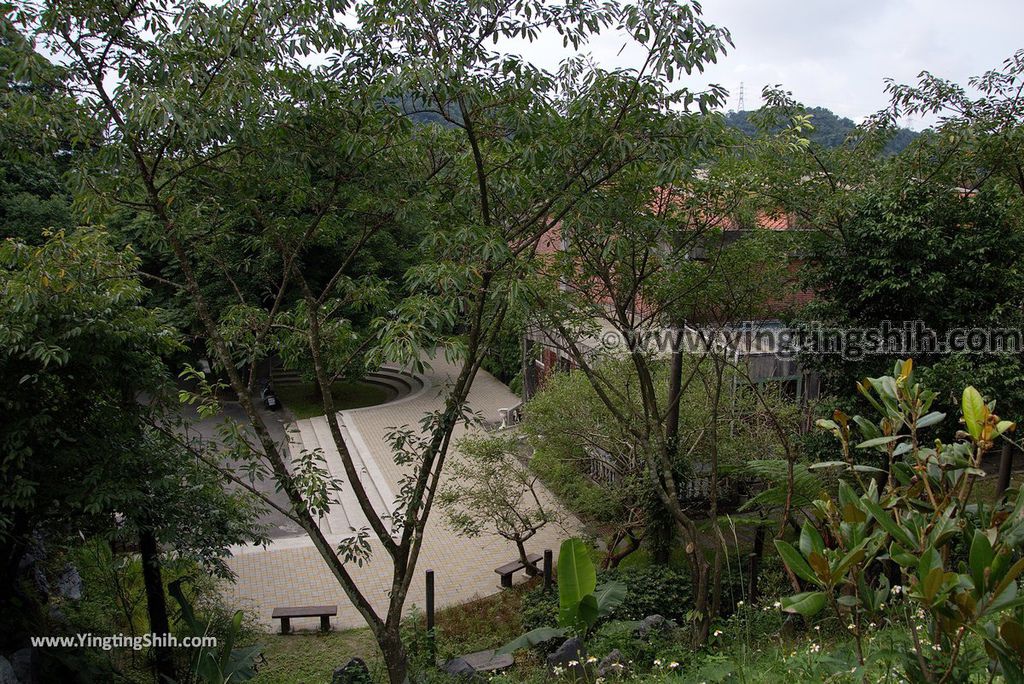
xmin=969 ymin=471 xmax=1024 ymax=504
xmin=275 ymin=381 xmax=394 ymax=419
xmin=248 ymin=582 xmax=540 ymax=683
xmin=251 ymin=628 xmax=383 ymax=683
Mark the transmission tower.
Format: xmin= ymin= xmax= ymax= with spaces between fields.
xmin=737 ymin=82 xmax=745 ymax=112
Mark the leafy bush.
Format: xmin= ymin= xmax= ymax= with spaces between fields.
xmin=521 ymin=563 xmax=693 ymax=634
xmin=776 ymin=361 xmax=1024 ymax=679
xmin=602 ymin=565 xmax=692 ymax=622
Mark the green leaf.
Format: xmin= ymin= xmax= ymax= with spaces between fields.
xmin=781 ymin=591 xmax=827 ymax=617
xmin=496 ymin=626 xmax=567 ymax=654
xmin=799 ymin=521 xmax=825 ymax=558
xmin=969 ymin=529 xmax=994 ymax=592
xmin=809 ymin=460 xmax=850 ymax=470
xmin=915 ymin=411 xmax=946 ymax=429
xmin=557 ymin=538 xmax=597 ymax=628
xmin=594 ymin=580 xmax=626 ymax=618
xmin=861 ymin=496 xmax=917 ymax=550
xmin=832 ymin=540 xmax=869 ymax=579
xmin=962 ymin=386 xmax=986 ymax=441
xmin=855 ymin=435 xmax=901 ymax=449
xmin=774 ymin=540 xmax=819 ymax=585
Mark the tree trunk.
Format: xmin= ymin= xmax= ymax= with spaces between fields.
xmin=653 ymin=344 xmax=685 ymax=564
xmin=381 ymin=624 xmax=410 ymax=684
xmin=139 ymin=528 xmax=176 ymax=683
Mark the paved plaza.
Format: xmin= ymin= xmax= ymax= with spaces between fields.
xmin=223 ymin=353 xmax=580 ymax=631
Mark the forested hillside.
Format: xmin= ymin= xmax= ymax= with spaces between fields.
xmin=725 ymin=106 xmax=918 ymax=153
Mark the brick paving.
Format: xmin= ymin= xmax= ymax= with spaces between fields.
xmin=223 ymin=353 xmax=581 ymax=631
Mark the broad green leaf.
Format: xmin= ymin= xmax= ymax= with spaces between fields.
xmin=496 ymin=626 xmax=567 ymax=654
xmin=809 ymin=460 xmax=850 ymax=470
xmin=962 ymin=386 xmax=986 ymax=441
xmin=781 ymin=591 xmax=827 ymax=617
xmin=861 ymin=497 xmax=917 ymax=550
xmin=969 ymin=529 xmax=994 ymax=592
xmin=557 ymin=538 xmax=597 ymax=628
xmin=832 ymin=540 xmax=868 ymax=579
xmin=856 ymin=435 xmax=901 ymax=449
xmin=594 ymin=580 xmax=626 ymax=618
xmin=799 ymin=521 xmax=825 ymax=558
xmin=915 ymin=411 xmax=945 ymax=429
xmin=774 ymin=540 xmax=819 ymax=585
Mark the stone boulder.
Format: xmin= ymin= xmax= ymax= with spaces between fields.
xmin=331 ymin=657 xmax=371 ymax=684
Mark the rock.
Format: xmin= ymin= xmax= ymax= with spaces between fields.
xmin=331 ymin=657 xmax=371 ymax=684
xmin=11 ymin=648 xmax=34 ymax=684
xmin=598 ymin=649 xmax=628 ymax=678
xmin=634 ymin=614 xmax=677 ymax=637
xmin=54 ymin=566 xmax=82 ymax=601
xmin=0 ymin=657 xmax=16 ymax=684
xmin=441 ymin=657 xmax=480 ymax=679
xmin=546 ymin=637 xmax=587 ymax=677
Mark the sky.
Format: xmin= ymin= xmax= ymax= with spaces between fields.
xmin=510 ymin=0 xmax=1024 ymax=130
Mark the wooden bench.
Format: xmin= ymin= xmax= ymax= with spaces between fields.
xmin=272 ymin=605 xmax=337 ymax=634
xmin=494 ymin=553 xmax=542 ymax=589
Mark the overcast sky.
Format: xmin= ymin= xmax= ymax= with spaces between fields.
xmin=512 ymin=0 xmax=1024 ymax=130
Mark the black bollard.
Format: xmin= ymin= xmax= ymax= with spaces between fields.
xmin=543 ymin=549 xmax=553 ymax=591
xmin=426 ymin=569 xmax=435 ymax=660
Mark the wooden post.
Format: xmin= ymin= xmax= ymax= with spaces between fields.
xmin=426 ymin=569 xmax=435 ymax=660
xmin=748 ymin=521 xmax=766 ymax=602
xmin=996 ymin=442 xmax=1014 ymax=501
xmin=543 ymin=549 xmax=553 ymax=591
xmin=426 ymin=569 xmax=435 ymax=631
xmin=747 ymin=553 xmax=759 ymax=603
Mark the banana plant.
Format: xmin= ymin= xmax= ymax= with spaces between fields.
xmin=168 ymin=579 xmax=262 ymax=683
xmin=498 ymin=538 xmax=626 ymax=653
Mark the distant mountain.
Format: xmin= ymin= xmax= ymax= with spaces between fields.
xmin=723 ymin=106 xmax=918 ymax=155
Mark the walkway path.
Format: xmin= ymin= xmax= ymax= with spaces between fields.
xmin=223 ymin=353 xmax=580 ymax=630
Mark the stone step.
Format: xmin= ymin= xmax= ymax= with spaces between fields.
xmin=293 ymin=420 xmax=344 ymax=535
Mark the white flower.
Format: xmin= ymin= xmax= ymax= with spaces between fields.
xmin=848 ymin=623 xmax=856 ymax=631
xmin=773 ymin=601 xmax=782 ymax=609
xmin=892 ymin=585 xmax=903 ymax=595
xmin=587 ymin=656 xmax=598 ymax=664
xmin=810 ymin=643 xmax=820 ymax=653
xmin=737 ymin=600 xmax=744 ymax=607
xmin=654 ymin=659 xmax=663 ymax=667
xmin=669 ymin=661 xmax=679 ymax=669
xmin=814 ymin=625 xmax=820 ymax=631
xmin=553 ymin=666 xmax=564 ymax=675
xmin=568 ymin=660 xmax=579 ymax=667
xmin=713 ymin=629 xmax=723 ymax=637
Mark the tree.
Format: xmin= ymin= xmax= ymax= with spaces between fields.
xmin=746 ymin=84 xmax=1024 ymax=421
xmin=0 ymin=229 xmax=265 ymax=679
xmin=439 ymin=434 xmax=558 ymax=570
xmin=528 ymin=149 xmax=802 ymax=639
xmin=20 ymin=1 xmax=733 ymax=680
xmin=724 ymin=106 xmax=917 ymax=155
xmin=0 ymin=17 xmax=80 ymax=243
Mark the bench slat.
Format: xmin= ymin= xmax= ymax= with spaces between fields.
xmin=272 ymin=605 xmax=338 ymax=618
